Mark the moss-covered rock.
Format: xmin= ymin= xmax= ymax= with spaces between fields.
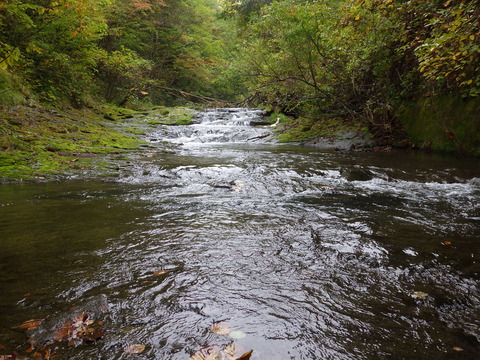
xmin=398 ymin=96 xmax=480 ymax=156
xmin=0 ymin=105 xmax=142 ymax=181
xmin=144 ymin=107 xmax=196 ymax=126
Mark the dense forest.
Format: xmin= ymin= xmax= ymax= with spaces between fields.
xmin=1 ymin=0 xmax=479 ymax=152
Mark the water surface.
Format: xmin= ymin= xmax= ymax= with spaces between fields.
xmin=1 ymin=109 xmax=479 ymax=359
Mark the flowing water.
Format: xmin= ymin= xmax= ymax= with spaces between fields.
xmin=1 ymin=108 xmax=479 ymax=359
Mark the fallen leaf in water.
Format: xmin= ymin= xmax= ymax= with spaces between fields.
xmin=236 ymin=350 xmax=253 ymax=360
xmin=124 ymin=344 xmax=146 ymax=354
xmin=153 ymin=270 xmax=168 ymax=276
xmin=224 ymin=342 xmax=246 ymax=357
xmin=190 ymin=345 xmax=222 ymax=360
xmin=19 ymin=319 xmax=43 ymax=330
xmin=229 ymin=330 xmax=246 ymax=339
xmin=452 ymin=346 xmax=464 ymax=351
xmin=190 ymin=343 xmax=252 ymax=360
xmin=54 ymin=312 xmax=105 ymax=345
xmin=53 ymin=325 xmax=72 ymax=342
xmin=0 ymin=344 xmax=6 ymax=349
xmin=210 ymin=322 xmax=232 ymax=335
xmin=43 ymin=348 xmax=55 ymax=359
xmin=442 ymin=241 xmax=452 ymax=246
xmin=25 ymin=340 xmax=36 ymax=353
xmin=412 ymin=291 xmax=429 ymax=300
xmin=23 ymin=293 xmax=31 ymax=297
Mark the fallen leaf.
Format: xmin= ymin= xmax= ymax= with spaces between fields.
xmin=83 ymin=327 xmax=106 ymax=343
xmin=44 ymin=348 xmax=55 ymax=359
xmin=53 ymin=312 xmax=105 ymax=344
xmin=19 ymin=319 xmax=43 ymax=330
xmin=124 ymin=344 xmax=146 ymax=354
xmin=190 ymin=345 xmax=222 ymax=360
xmin=210 ymin=322 xmax=232 ymax=335
xmin=442 ymin=241 xmax=452 ymax=246
xmin=153 ymin=270 xmax=168 ymax=276
xmin=53 ymin=323 xmax=72 ymax=342
xmin=224 ymin=342 xmax=246 ymax=357
xmin=190 ymin=343 xmax=251 ymax=360
xmin=412 ymin=291 xmax=429 ymax=300
xmin=452 ymin=346 xmax=464 ymax=351
xmin=23 ymin=293 xmax=31 ymax=297
xmin=236 ymin=350 xmax=253 ymax=360
xmin=229 ymin=331 xmax=246 ymax=339
xmin=25 ymin=340 xmax=36 ymax=353
xmin=0 ymin=344 xmax=6 ymax=349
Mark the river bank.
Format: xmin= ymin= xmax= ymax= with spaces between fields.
xmin=0 ymin=105 xmax=196 ymax=182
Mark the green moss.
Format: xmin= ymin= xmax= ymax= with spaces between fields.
xmin=0 ymin=105 xmax=143 ymax=181
xmin=144 ymin=107 xmax=196 ymax=126
xmin=399 ymin=96 xmax=480 ymax=155
xmin=276 ymin=116 xmax=352 ymax=143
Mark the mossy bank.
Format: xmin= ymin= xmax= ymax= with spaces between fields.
xmin=0 ymin=105 xmax=196 ymax=182
xmin=398 ymin=96 xmax=480 ymax=156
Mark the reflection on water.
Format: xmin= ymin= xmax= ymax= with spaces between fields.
xmin=0 ymin=109 xmax=479 ymax=359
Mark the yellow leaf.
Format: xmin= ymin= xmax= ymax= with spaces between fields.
xmin=470 ymin=35 xmax=475 ymax=41
xmin=466 ymin=79 xmax=473 ymax=85
xmin=124 ymin=344 xmax=145 ymax=354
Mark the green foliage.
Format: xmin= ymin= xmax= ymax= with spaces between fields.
xmin=97 ymin=47 xmax=153 ymax=104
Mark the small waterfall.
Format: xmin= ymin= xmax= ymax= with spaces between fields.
xmin=155 ymin=108 xmax=271 ymax=144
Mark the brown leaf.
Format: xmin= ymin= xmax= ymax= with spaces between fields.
xmin=124 ymin=344 xmax=146 ymax=354
xmin=236 ymin=350 xmax=253 ymax=360
xmin=53 ymin=325 xmax=71 ymax=342
xmin=19 ymin=319 xmax=43 ymax=331
xmin=23 ymin=293 xmax=31 ymax=297
xmin=442 ymin=241 xmax=452 ymax=246
xmin=452 ymin=346 xmax=464 ymax=351
xmin=190 ymin=343 xmax=250 ymax=360
xmin=44 ymin=348 xmax=55 ymax=359
xmin=83 ymin=327 xmax=106 ymax=343
xmin=153 ymin=270 xmax=168 ymax=276
xmin=25 ymin=340 xmax=37 ymax=353
xmin=74 ymin=312 xmax=88 ymax=323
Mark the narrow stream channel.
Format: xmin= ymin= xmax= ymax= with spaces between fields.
xmin=1 ymin=109 xmax=479 ymax=359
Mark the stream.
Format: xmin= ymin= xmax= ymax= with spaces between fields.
xmin=1 ymin=108 xmax=479 ymax=359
